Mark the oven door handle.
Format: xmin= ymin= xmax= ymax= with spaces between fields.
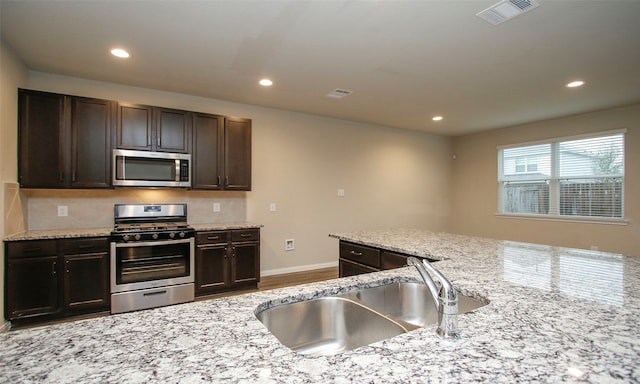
xmin=113 ymin=238 xmax=193 ymax=248
xmin=143 ymin=290 xmax=168 ymax=297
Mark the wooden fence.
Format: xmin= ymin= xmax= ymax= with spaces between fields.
xmin=503 ymin=180 xmax=622 ymax=217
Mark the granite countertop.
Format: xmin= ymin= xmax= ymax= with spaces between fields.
xmin=1 ymin=229 xmax=639 ymax=383
xmin=190 ymin=222 xmax=263 ymax=232
xmin=3 ymin=223 xmax=262 ymax=241
xmin=3 ymin=227 xmax=113 ymax=241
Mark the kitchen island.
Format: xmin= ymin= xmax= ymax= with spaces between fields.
xmin=1 ymin=229 xmax=639 ymax=383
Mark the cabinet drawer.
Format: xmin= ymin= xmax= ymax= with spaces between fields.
xmin=231 ymin=229 xmax=260 ymax=243
xmin=60 ymin=237 xmax=109 ymax=254
xmin=381 ymin=251 xmax=409 ymax=270
xmin=6 ymin=240 xmax=57 ymax=258
xmin=196 ymin=231 xmax=229 ymax=245
xmin=339 ymin=242 xmax=380 ymax=269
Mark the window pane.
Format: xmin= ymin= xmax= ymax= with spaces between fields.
xmin=502 ymin=144 xmax=551 ymax=180
xmin=502 ymin=181 xmax=549 ymax=214
xmin=559 ymin=178 xmax=623 ymax=218
xmin=559 ymin=134 xmax=624 ymax=178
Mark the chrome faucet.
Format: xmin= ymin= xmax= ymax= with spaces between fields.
xmin=406 ymin=257 xmax=459 ymax=338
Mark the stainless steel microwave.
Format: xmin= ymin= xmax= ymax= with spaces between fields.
xmin=112 ymin=149 xmax=191 ymax=187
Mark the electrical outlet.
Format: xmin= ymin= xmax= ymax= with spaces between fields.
xmin=57 ymin=205 xmax=68 ymax=217
xmin=269 ymin=203 xmax=277 ymax=212
xmin=285 ymin=239 xmax=295 ymax=251
xmin=337 ymin=189 xmax=345 ymax=197
xmin=213 ymin=202 xmax=221 ymax=212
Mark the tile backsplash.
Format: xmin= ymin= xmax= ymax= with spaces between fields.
xmin=23 ymin=188 xmax=247 ymax=230
xmin=4 ymin=182 xmax=27 ymax=235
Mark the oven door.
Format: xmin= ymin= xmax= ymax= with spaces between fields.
xmin=110 ymin=237 xmax=195 ymax=294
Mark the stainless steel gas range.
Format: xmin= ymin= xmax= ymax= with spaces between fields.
xmin=110 ymin=204 xmax=195 ymax=314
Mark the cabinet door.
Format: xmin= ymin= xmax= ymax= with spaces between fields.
xmin=192 ymin=113 xmax=224 ymax=189
xmin=223 ymin=117 xmax=252 ymax=190
xmin=231 ymin=242 xmax=259 ymax=285
xmin=339 ymin=258 xmax=378 ymax=278
xmin=195 ymin=245 xmax=229 ymax=294
xmin=6 ymin=256 xmax=60 ymax=319
xmin=155 ymin=108 xmax=191 ymax=153
xmin=18 ymin=89 xmax=67 ymax=188
xmin=116 ymin=103 xmax=153 ymax=150
xmin=71 ymin=97 xmax=113 ymax=188
xmin=63 ymin=252 xmax=110 ymax=311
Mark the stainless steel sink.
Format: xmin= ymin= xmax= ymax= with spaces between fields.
xmin=343 ymin=282 xmax=486 ymax=327
xmin=255 ymin=281 xmax=487 ymax=355
xmin=255 ymin=296 xmax=414 ymax=355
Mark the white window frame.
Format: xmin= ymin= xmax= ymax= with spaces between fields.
xmin=496 ymin=129 xmax=628 ymax=225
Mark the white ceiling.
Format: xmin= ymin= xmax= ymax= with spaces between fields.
xmin=2 ymin=0 xmax=640 ymax=136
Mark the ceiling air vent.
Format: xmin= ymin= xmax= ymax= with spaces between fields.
xmin=326 ymin=88 xmax=353 ymax=99
xmin=476 ymin=0 xmax=540 ymax=25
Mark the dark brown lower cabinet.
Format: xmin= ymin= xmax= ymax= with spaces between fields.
xmin=196 ymin=235 xmax=228 ymax=293
xmin=63 ymin=252 xmax=109 ymax=311
xmin=381 ymin=251 xmax=410 ymax=270
xmin=338 ymin=241 xmax=437 ymax=278
xmin=196 ymin=228 xmax=260 ymax=296
xmin=5 ymin=237 xmax=110 ymax=324
xmin=339 ymin=258 xmax=378 ymax=277
xmin=6 ymin=254 xmax=60 ymax=319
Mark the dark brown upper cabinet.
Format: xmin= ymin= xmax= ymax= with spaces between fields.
xmin=224 ymin=117 xmax=252 ymax=190
xmin=18 ymin=90 xmax=65 ymax=188
xmin=18 ymin=89 xmax=250 ymax=190
xmin=192 ymin=112 xmax=224 ymax=189
xmin=18 ymin=89 xmax=113 ymax=189
xmin=71 ymin=97 xmax=113 ymax=188
xmin=191 ymin=114 xmax=251 ymax=190
xmin=116 ymin=103 xmax=191 ymax=153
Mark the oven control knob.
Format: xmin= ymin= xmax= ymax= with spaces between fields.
xmin=123 ymin=235 xmax=130 ymax=242
xmin=179 ymin=231 xmax=186 ymax=238
xmin=134 ymin=234 xmax=141 ymax=241
xmin=169 ymin=232 xmax=176 ymax=239
xmin=152 ymin=233 xmax=159 ymax=240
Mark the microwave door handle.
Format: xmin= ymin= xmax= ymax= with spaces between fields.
xmin=117 ymin=155 xmax=125 ymax=180
xmin=175 ymin=160 xmax=180 ymax=182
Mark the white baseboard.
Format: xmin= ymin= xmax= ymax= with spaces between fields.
xmin=0 ymin=321 xmax=11 ymax=333
xmin=261 ymin=261 xmax=338 ymax=277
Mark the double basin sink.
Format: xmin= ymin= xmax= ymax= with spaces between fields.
xmin=255 ymin=281 xmax=486 ymax=355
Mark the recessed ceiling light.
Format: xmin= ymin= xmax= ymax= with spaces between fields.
xmin=566 ymin=80 xmax=585 ymax=88
xmin=259 ymin=79 xmax=273 ymax=86
xmin=111 ymin=48 xmax=129 ymax=58
xmin=432 ymin=116 xmax=443 ymax=121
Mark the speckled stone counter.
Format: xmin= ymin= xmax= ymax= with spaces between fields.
xmin=190 ymin=222 xmax=263 ymax=231
xmin=1 ymin=229 xmax=639 ymax=383
xmin=3 ymin=223 xmax=262 ymax=241
xmin=3 ymin=227 xmax=113 ymax=241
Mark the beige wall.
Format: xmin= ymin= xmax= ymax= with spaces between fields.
xmin=451 ymin=104 xmax=640 ymax=256
xmin=22 ymin=71 xmax=454 ymax=274
xmin=1 ymin=42 xmax=28 ymax=327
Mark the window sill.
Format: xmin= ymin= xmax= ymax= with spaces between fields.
xmin=495 ymin=213 xmax=629 ymax=226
